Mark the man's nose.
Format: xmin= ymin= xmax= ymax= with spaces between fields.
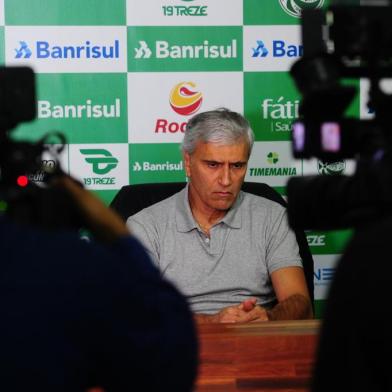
xmin=219 ymin=165 xmax=232 ymax=186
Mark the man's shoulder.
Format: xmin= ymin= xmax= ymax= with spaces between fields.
xmin=240 ymin=190 xmax=286 ymax=212
xmin=129 ymin=191 xmax=180 ymax=224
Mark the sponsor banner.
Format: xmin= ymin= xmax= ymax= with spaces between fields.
xmin=129 ymin=143 xmax=186 ymax=184
xmin=244 ymin=72 xmax=300 ymax=141
xmin=127 ymin=72 xmax=243 ymax=143
xmin=306 ymin=229 xmax=353 ymax=255
xmin=69 ymin=144 xmax=129 ymax=190
xmin=313 ymin=254 xmax=340 ymax=300
xmin=245 ymin=141 xmax=301 ymax=187
xmin=5 ymin=26 xmax=127 ymax=73
xmin=128 ymin=26 xmax=242 ymax=72
xmin=126 ymin=0 xmax=243 ymax=27
xmin=4 ymin=0 xmax=126 ymax=26
xmin=244 ymin=0 xmax=327 ymax=25
xmin=302 ymin=158 xmax=357 ymax=176
xmin=13 ymin=73 xmax=128 ymax=144
xmin=243 ymin=25 xmax=302 ymax=72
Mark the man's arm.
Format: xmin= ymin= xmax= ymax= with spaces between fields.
xmin=266 ymin=265 xmax=313 ymax=320
xmin=195 ymin=266 xmax=312 ymax=324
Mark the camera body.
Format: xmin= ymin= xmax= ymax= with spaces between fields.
xmin=287 ymin=4 xmax=392 ymax=230
xmin=0 ymin=67 xmax=82 ymax=229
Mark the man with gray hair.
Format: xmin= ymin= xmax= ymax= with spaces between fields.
xmin=127 ymin=108 xmax=312 ymax=323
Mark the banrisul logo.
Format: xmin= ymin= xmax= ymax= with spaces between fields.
xmin=318 ymin=160 xmax=346 ymax=175
xmin=155 ymin=81 xmax=203 ymax=134
xmin=15 ymin=41 xmax=32 ymax=58
xmin=80 ymin=149 xmax=118 ymax=175
xmin=133 ymin=39 xmax=236 ymax=60
xmin=252 ymin=39 xmax=302 ymax=58
xmin=262 ymin=97 xmax=300 ymax=132
xmin=133 ymin=160 xmax=184 ymax=172
xmin=162 ymin=0 xmax=208 ymax=17
xmin=279 ymin=0 xmax=325 ymax=18
xmin=134 ymin=41 xmax=152 ymax=59
xmin=38 ymin=98 xmax=121 ymax=119
xmin=252 ymin=41 xmax=268 ymax=58
xmin=129 ymin=144 xmax=186 ymax=185
xmin=128 ymin=26 xmax=242 ymax=72
xmin=170 ymin=82 xmax=202 ymax=116
xmin=14 ymin=39 xmax=119 ymax=60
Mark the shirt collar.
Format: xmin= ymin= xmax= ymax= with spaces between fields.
xmin=175 ymin=184 xmax=243 ymax=232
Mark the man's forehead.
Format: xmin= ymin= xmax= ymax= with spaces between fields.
xmin=193 ymin=141 xmax=250 ymax=159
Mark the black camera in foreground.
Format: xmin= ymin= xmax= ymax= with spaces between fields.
xmin=0 ymin=66 xmax=82 ymax=229
xmin=287 ymin=3 xmax=392 ymax=230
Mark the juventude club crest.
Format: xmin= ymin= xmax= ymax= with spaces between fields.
xmin=279 ymin=0 xmax=325 ymax=18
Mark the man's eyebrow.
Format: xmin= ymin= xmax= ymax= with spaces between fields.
xmin=202 ymin=159 xmax=247 ymax=164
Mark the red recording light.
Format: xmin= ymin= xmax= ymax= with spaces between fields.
xmin=16 ymin=175 xmax=29 ymax=187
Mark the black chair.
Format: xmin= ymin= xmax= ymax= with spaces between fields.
xmin=110 ymin=181 xmax=314 ymax=305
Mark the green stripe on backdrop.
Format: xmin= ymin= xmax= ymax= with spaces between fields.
xmin=4 ymin=0 xmax=126 ymax=26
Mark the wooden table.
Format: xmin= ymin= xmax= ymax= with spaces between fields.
xmin=195 ymin=319 xmax=320 ymax=392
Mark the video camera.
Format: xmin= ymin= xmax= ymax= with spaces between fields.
xmin=287 ymin=2 xmax=392 ymax=230
xmin=0 ymin=66 xmax=82 ymax=228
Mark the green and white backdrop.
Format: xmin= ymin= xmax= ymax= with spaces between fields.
xmin=0 ymin=0 xmax=365 ymax=317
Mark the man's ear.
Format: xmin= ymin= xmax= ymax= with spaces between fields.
xmin=183 ymin=152 xmax=191 ymax=178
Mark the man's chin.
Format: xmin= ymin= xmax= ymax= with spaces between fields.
xmin=210 ymin=199 xmax=235 ymax=211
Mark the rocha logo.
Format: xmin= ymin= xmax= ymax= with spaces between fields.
xmin=155 ymin=82 xmax=203 ymax=134
xmin=169 ymin=82 xmax=203 ymax=116
xmin=279 ymin=0 xmax=325 ymax=18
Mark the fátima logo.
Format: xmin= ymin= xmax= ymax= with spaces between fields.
xmin=279 ymin=0 xmax=325 ymax=18
xmin=80 ymin=149 xmax=118 ymax=175
xmin=162 ymin=0 xmax=208 ymax=17
xmin=170 ymin=82 xmax=203 ymax=116
xmin=14 ymin=40 xmax=119 ymax=60
xmin=318 ymin=160 xmax=346 ymax=175
xmin=262 ymin=97 xmax=300 ymax=132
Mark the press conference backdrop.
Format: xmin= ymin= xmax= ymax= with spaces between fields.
xmin=0 ymin=0 xmax=364 ymax=317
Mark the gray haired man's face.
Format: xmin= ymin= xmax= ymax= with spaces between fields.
xmin=184 ymin=140 xmax=249 ymax=213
